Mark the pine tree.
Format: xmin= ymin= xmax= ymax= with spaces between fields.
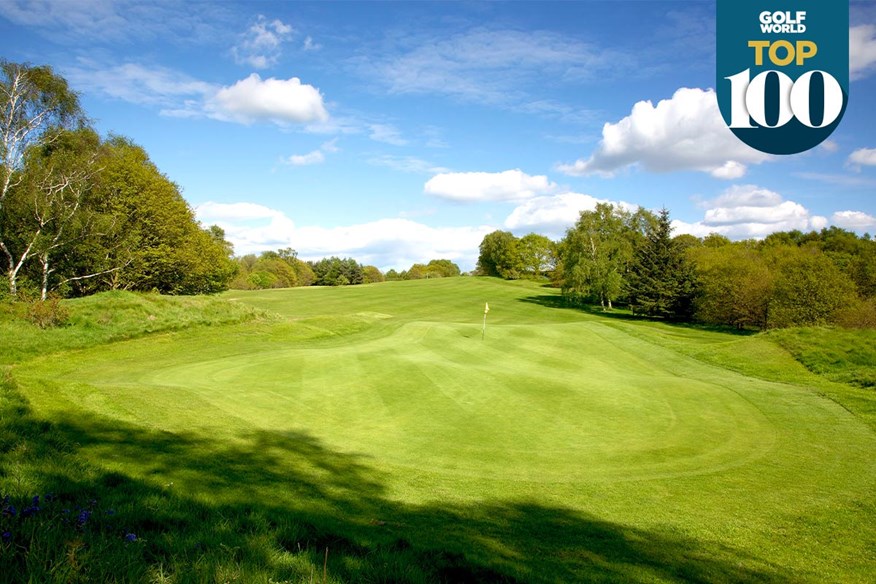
xmin=628 ymin=208 xmax=696 ymax=320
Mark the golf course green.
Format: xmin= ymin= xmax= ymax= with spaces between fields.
xmin=9 ymin=277 xmax=876 ymax=582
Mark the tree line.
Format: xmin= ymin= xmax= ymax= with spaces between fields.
xmin=230 ymin=251 xmax=461 ymax=289
xmin=477 ymin=204 xmax=876 ymax=329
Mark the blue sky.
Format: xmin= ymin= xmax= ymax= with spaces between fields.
xmin=2 ymin=0 xmax=875 ymax=271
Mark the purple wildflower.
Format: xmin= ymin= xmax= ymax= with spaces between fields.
xmin=124 ymin=533 xmax=137 ymax=542
xmin=76 ymin=510 xmax=91 ymax=527
xmin=1 ymin=504 xmax=15 ymax=517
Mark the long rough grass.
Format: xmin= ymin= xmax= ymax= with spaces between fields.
xmin=2 ymin=279 xmax=875 ymax=582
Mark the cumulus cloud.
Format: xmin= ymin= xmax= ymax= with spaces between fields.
xmin=557 ymin=87 xmax=771 ymax=179
xmin=232 ymin=15 xmax=294 ymax=69
xmin=850 ymin=24 xmax=876 ymax=80
xmin=848 ymin=147 xmax=876 ymax=169
xmin=67 ymin=61 xmax=329 ymax=127
xmin=673 ymin=185 xmax=829 ymax=239
xmin=424 ymin=169 xmax=556 ymax=202
xmin=206 ymin=74 xmax=328 ymax=125
xmin=503 ymin=192 xmax=635 ymax=237
xmin=832 ymin=211 xmax=876 ymax=230
xmin=195 ymin=202 xmax=490 ymax=270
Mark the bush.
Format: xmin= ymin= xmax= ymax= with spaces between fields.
xmin=26 ymin=296 xmax=70 ymax=329
xmin=836 ymin=298 xmax=876 ymax=329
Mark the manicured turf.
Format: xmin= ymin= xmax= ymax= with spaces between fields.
xmin=8 ymin=278 xmax=876 ymax=582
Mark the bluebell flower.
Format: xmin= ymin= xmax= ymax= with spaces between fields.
xmin=76 ymin=510 xmax=91 ymax=527
xmin=32 ymin=495 xmax=39 ymax=506
xmin=106 ymin=509 xmax=115 ymax=515
xmin=1 ymin=531 xmax=11 ymax=543
xmin=124 ymin=533 xmax=137 ymax=542
xmin=22 ymin=506 xmax=40 ymax=518
xmin=1 ymin=504 xmax=15 ymax=517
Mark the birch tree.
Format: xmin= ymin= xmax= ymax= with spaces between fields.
xmin=1 ymin=60 xmax=83 ymax=296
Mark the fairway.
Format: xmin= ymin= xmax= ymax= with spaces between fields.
xmin=14 ymin=278 xmax=876 ymax=582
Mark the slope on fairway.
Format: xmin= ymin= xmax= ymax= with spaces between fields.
xmin=15 ymin=278 xmax=876 ymax=582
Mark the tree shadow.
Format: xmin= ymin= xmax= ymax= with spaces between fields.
xmin=3 ymin=384 xmax=789 ymax=583
xmin=518 ymin=294 xmax=759 ymax=336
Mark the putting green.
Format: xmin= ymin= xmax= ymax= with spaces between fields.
xmin=133 ymin=320 xmax=774 ymax=484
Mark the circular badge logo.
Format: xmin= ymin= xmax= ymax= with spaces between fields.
xmin=717 ymin=1 xmax=849 ymax=155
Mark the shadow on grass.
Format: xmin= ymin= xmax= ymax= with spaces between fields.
xmin=2 ymin=380 xmax=788 ymax=583
xmin=518 ymin=294 xmax=759 ymax=336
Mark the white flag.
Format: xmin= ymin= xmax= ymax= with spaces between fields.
xmin=484 ymin=302 xmax=490 ymax=314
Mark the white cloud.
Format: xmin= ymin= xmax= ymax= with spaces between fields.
xmin=196 ymin=201 xmax=288 ymax=222
xmin=205 ymin=73 xmax=329 ymax=125
xmin=195 ymin=202 xmax=490 ymax=270
xmin=557 ymin=87 xmax=771 ymax=179
xmin=302 ymin=36 xmax=320 ymax=51
xmin=353 ymin=28 xmax=627 ymax=107
xmin=232 ymin=16 xmax=294 ymax=69
xmin=284 ymin=140 xmax=339 ymax=166
xmin=832 ymin=211 xmax=876 ymax=230
xmin=65 ymin=61 xmax=215 ymax=107
xmin=819 ymin=140 xmax=840 ymax=153
xmin=66 ymin=62 xmax=329 ymax=127
xmin=368 ymin=155 xmax=449 ymax=174
xmin=0 ymin=0 xmax=221 ymax=44
xmin=286 ymin=150 xmax=324 ymax=166
xmin=424 ymin=169 xmax=556 ymax=202
xmin=673 ymin=185 xmax=831 ymax=239
xmin=848 ymin=147 xmax=876 ymax=169
xmin=503 ymin=192 xmax=635 ymax=237
xmin=850 ymin=25 xmax=876 ymax=80
xmin=369 ymin=124 xmax=407 ymax=146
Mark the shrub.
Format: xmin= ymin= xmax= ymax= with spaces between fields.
xmin=26 ymin=296 xmax=70 ymax=329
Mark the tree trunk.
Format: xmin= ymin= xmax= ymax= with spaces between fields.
xmin=40 ymin=253 xmax=49 ymax=301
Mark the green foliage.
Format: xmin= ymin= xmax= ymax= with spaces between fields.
xmin=310 ymin=256 xmax=363 ymax=286
xmin=559 ymin=203 xmax=641 ymax=309
xmin=627 ymin=208 xmax=696 ymax=320
xmin=765 ymin=246 xmax=859 ymax=328
xmin=518 ymin=233 xmax=556 ymax=278
xmin=1 ymin=63 xmax=236 ymax=299
xmin=477 ymin=230 xmax=524 ymax=279
xmin=689 ymin=245 xmax=771 ymax=329
xmin=362 ymin=265 xmax=385 ymax=283
xmin=401 ymin=259 xmax=460 ymax=280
